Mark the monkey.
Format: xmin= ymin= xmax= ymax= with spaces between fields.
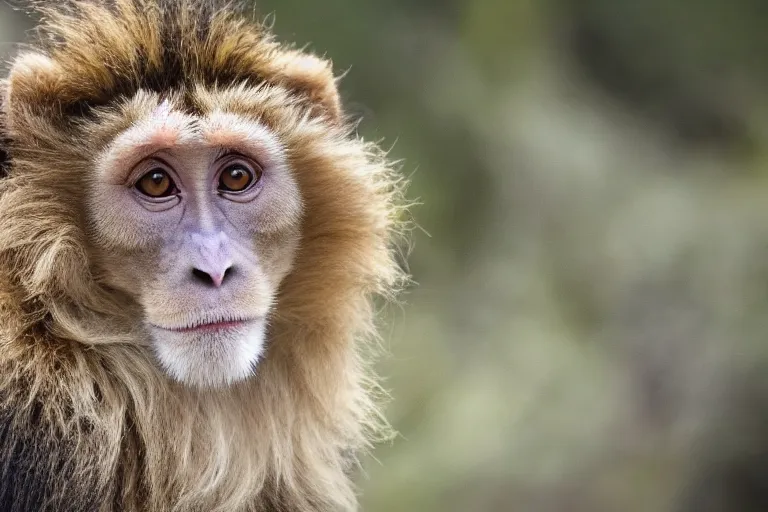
xmin=0 ymin=1 xmax=407 ymax=511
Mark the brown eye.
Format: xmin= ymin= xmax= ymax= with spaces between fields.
xmin=136 ymin=169 xmax=175 ymax=198
xmin=219 ymin=163 xmax=258 ymax=193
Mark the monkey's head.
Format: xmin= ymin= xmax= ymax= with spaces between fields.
xmin=0 ymin=1 xmax=403 ymax=389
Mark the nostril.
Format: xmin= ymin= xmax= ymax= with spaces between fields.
xmin=191 ymin=266 xmax=234 ymax=287
xmin=192 ymin=268 xmax=215 ymax=286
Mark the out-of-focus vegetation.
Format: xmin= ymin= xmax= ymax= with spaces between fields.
xmin=4 ymin=1 xmax=768 ymax=510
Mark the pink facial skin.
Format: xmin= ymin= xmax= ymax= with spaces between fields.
xmin=86 ymin=99 xmax=303 ymax=388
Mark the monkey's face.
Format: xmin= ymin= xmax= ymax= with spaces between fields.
xmin=86 ymin=98 xmax=303 ymax=388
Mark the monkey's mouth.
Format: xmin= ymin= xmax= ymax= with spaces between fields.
xmin=171 ymin=320 xmax=250 ymax=333
xmin=150 ymin=315 xmax=261 ymax=333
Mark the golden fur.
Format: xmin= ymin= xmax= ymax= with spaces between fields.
xmin=0 ymin=1 xmax=407 ymax=510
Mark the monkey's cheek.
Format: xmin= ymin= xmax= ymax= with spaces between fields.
xmin=150 ymin=320 xmax=266 ymax=389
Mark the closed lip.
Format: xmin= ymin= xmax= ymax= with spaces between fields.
xmin=150 ymin=314 xmax=261 ymax=333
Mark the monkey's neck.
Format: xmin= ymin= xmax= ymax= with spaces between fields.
xmin=0 ymin=316 xmax=371 ymax=511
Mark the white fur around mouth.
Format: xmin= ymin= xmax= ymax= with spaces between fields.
xmin=151 ymin=316 xmax=267 ymax=388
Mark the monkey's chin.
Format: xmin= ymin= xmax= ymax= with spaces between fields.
xmin=150 ymin=319 xmax=266 ymax=389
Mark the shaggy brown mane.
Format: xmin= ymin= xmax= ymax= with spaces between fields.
xmin=15 ymin=0 xmax=343 ymax=120
xmin=0 ymin=1 xmax=408 ymax=511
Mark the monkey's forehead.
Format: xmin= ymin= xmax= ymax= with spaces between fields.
xmin=114 ymin=103 xmax=277 ymax=150
xmin=98 ymin=107 xmax=287 ymax=181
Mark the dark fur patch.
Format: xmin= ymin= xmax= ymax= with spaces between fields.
xmin=0 ymin=399 xmax=107 ymax=512
xmin=0 ymin=146 xmax=8 ymax=179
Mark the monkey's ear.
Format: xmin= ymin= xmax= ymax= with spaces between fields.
xmin=2 ymin=53 xmax=70 ymax=176
xmin=270 ymin=50 xmax=343 ymax=122
xmin=5 ymin=52 xmax=67 ymax=120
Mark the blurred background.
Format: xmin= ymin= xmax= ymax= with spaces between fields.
xmin=4 ymin=1 xmax=768 ymax=510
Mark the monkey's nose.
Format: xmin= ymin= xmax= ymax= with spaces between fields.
xmin=191 ymin=265 xmax=234 ymax=288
